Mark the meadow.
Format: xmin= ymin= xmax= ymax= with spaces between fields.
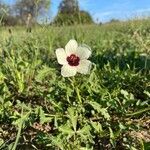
xmin=0 ymin=20 xmax=150 ymax=149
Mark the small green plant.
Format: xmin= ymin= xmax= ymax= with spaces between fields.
xmin=0 ymin=20 xmax=149 ymax=149
xmin=53 ymin=0 xmax=93 ymax=26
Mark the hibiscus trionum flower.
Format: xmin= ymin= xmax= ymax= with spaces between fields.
xmin=56 ymin=39 xmax=92 ymax=77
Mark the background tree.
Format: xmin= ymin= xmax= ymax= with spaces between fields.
xmin=53 ymin=0 xmax=93 ymax=26
xmin=0 ymin=1 xmax=14 ymax=25
xmin=58 ymin=0 xmax=79 ymax=13
xmin=15 ymin=0 xmax=50 ymax=23
xmin=109 ymin=19 xmax=120 ymax=23
xmin=0 ymin=1 xmax=8 ymax=18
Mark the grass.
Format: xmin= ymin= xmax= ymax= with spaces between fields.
xmin=0 ymin=20 xmax=150 ymax=150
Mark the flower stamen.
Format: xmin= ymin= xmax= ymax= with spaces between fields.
xmin=67 ymin=54 xmax=80 ymax=66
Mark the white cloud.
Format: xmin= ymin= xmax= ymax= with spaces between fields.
xmin=93 ymin=7 xmax=150 ymax=23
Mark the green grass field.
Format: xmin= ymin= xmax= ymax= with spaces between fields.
xmin=0 ymin=20 xmax=150 ymax=150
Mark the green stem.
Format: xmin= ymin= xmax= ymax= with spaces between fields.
xmin=144 ymin=55 xmax=148 ymax=70
xmin=76 ymin=87 xmax=82 ymax=104
xmin=12 ymin=108 xmax=24 ymax=150
xmin=12 ymin=123 xmax=22 ymax=150
xmin=126 ymin=107 xmax=150 ymax=117
xmin=69 ymin=77 xmax=82 ymax=104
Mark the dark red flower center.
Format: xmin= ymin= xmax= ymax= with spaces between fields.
xmin=67 ymin=54 xmax=80 ymax=66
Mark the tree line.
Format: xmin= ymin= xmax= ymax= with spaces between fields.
xmin=0 ymin=0 xmax=93 ymax=26
xmin=0 ymin=0 xmax=50 ymax=26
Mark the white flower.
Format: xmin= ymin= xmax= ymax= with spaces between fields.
xmin=56 ymin=39 xmax=92 ymax=77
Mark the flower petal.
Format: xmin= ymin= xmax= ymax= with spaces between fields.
xmin=65 ymin=39 xmax=78 ymax=56
xmin=76 ymin=45 xmax=91 ymax=59
xmin=56 ymin=48 xmax=67 ymax=65
xmin=77 ymin=60 xmax=92 ymax=74
xmin=61 ymin=65 xmax=77 ymax=77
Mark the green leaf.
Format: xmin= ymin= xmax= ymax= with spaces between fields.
xmin=77 ymin=125 xmax=91 ymax=140
xmin=109 ymin=127 xmax=116 ymax=147
xmin=99 ymin=108 xmax=110 ymax=120
xmin=39 ymin=107 xmax=53 ymax=124
xmin=119 ymin=122 xmax=126 ymax=130
xmin=0 ymin=138 xmax=4 ymax=146
xmin=80 ymin=147 xmax=93 ymax=150
xmin=88 ymin=101 xmax=110 ymax=120
xmin=143 ymin=142 xmax=150 ymax=150
xmin=59 ymin=124 xmax=74 ymax=135
xmin=48 ymin=135 xmax=64 ymax=150
xmin=109 ymin=127 xmax=114 ymax=139
xmin=35 ymin=66 xmax=55 ymax=82
xmin=144 ymin=91 xmax=150 ymax=98
xmin=67 ymin=107 xmax=78 ymax=131
xmin=90 ymin=121 xmax=103 ymax=133
xmin=121 ymin=89 xmax=129 ymax=97
xmin=130 ymin=146 xmax=138 ymax=150
xmin=12 ymin=111 xmax=30 ymax=127
xmin=88 ymin=101 xmax=101 ymax=112
xmin=0 ymin=72 xmax=6 ymax=84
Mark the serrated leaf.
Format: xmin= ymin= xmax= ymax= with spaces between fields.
xmin=99 ymin=108 xmax=110 ymax=120
xmin=77 ymin=125 xmax=91 ymax=140
xmin=88 ymin=101 xmax=101 ymax=112
xmin=59 ymin=124 xmax=74 ymax=135
xmin=12 ymin=111 xmax=30 ymax=127
xmin=67 ymin=107 xmax=78 ymax=131
xmin=48 ymin=135 xmax=64 ymax=150
xmin=88 ymin=101 xmax=110 ymax=120
xmin=39 ymin=107 xmax=52 ymax=124
xmin=91 ymin=121 xmax=103 ymax=133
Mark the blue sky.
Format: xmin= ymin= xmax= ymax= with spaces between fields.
xmin=3 ymin=0 xmax=150 ymax=22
